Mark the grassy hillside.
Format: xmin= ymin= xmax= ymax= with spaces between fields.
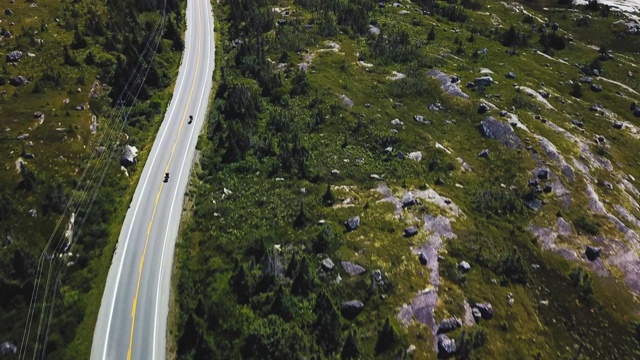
xmin=0 ymin=0 xmax=186 ymax=358
xmin=173 ymin=0 xmax=640 ymax=359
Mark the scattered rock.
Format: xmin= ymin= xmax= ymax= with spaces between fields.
xmin=427 ymin=69 xmax=469 ymax=99
xmin=9 ymin=76 xmax=27 ymax=86
xmin=458 ymin=261 xmax=471 ymax=272
xmin=418 ymin=252 xmax=428 ymax=265
xmin=477 ymin=103 xmax=489 ymax=114
xmin=480 ymin=116 xmax=523 ymax=150
xmin=572 ymin=119 xmax=584 ymax=128
xmin=437 ymin=334 xmax=457 ymax=358
xmin=27 ymin=209 xmax=37 ymax=217
xmin=505 ymin=71 xmax=516 ymax=79
xmin=474 ymin=76 xmax=493 ymax=87
xmin=474 ymin=303 xmax=493 ymax=320
xmin=120 ymin=145 xmax=138 ymax=167
xmin=471 ymin=307 xmax=482 ymax=323
xmin=429 ymin=103 xmax=444 ymax=111
xmin=368 ymin=26 xmax=381 ymax=35
xmin=0 ymin=341 xmax=17 ymax=356
xmin=592 ymin=69 xmax=600 ymax=77
xmin=321 ymin=258 xmax=335 ymax=271
xmin=344 ymin=216 xmax=360 ymax=231
xmin=6 ymin=50 xmax=22 ymax=62
xmin=591 ymin=84 xmax=603 ymax=92
xmin=339 ymin=94 xmax=354 ymax=108
xmin=537 ymin=168 xmax=550 ymax=180
xmin=543 ymin=184 xmax=553 ymax=193
xmin=613 ymin=121 xmax=624 ymax=130
xmin=414 ymin=114 xmax=430 ymax=125
xmin=499 ymin=110 xmax=507 ymax=117
xmin=585 ymin=246 xmax=601 ymax=261
xmin=603 ymin=181 xmax=614 ymax=190
xmin=402 ymin=192 xmax=417 ymax=208
xmin=580 ymin=76 xmax=593 ymax=84
xmin=391 ymin=118 xmax=403 ymax=126
xmin=478 ymin=149 xmax=490 ymax=158
xmin=437 ymin=317 xmax=462 ymax=334
xmin=403 ymin=226 xmax=419 ymax=237
xmin=372 ymin=269 xmax=383 ymax=282
xmin=340 ymin=300 xmax=365 ymax=320
xmin=341 ymin=261 xmax=366 ymax=276
xmin=408 ymin=151 xmax=422 ymax=161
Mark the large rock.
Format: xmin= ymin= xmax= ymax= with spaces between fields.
xmin=474 ymin=303 xmax=493 ymax=320
xmin=427 ymin=69 xmax=469 ymax=99
xmin=402 ymin=192 xmax=417 ymax=207
xmin=480 ymin=116 xmax=522 ymax=150
xmin=403 ymin=226 xmax=419 ymax=237
xmin=472 ymin=307 xmax=482 ymax=323
xmin=477 ymin=103 xmax=489 ymax=114
xmin=0 ymin=341 xmax=17 ymax=356
xmin=408 ymin=151 xmax=422 ymax=161
xmin=505 ymin=71 xmax=516 ymax=79
xmin=341 ymin=261 xmax=366 ymax=275
xmin=458 ymin=261 xmax=471 ymax=272
xmin=418 ymin=252 xmax=428 ymax=265
xmin=340 ymin=300 xmax=365 ymax=320
xmin=437 ymin=317 xmax=462 ymax=334
xmin=6 ymin=50 xmax=22 ymax=62
xmin=321 ymin=258 xmax=335 ymax=271
xmin=339 ymin=94 xmax=354 ymax=108
xmin=9 ymin=76 xmax=27 ymax=86
xmin=590 ymin=84 xmax=603 ymax=92
xmin=437 ymin=334 xmax=457 ymax=358
xmin=344 ymin=216 xmax=360 ymax=231
xmin=585 ymin=246 xmax=601 ymax=261
xmin=474 ymin=76 xmax=493 ymax=87
xmin=120 ymin=145 xmax=138 ymax=167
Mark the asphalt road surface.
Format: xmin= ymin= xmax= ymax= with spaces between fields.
xmin=90 ymin=0 xmax=214 ymax=358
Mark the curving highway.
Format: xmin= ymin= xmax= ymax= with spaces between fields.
xmin=90 ymin=0 xmax=214 ymax=358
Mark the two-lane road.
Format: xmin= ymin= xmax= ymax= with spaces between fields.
xmin=91 ymin=0 xmax=214 ymax=358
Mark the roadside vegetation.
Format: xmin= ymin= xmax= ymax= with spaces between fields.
xmin=174 ymin=0 xmax=640 ymax=359
xmin=0 ymin=0 xmax=186 ymax=357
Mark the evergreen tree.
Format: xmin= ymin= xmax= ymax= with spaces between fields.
xmin=322 ymin=184 xmax=335 ymax=207
xmin=270 ymin=285 xmax=293 ymax=321
xmin=571 ymin=82 xmax=583 ymax=98
xmin=313 ymin=291 xmax=342 ymax=354
xmin=229 ymin=261 xmax=251 ymax=304
xmin=293 ymin=201 xmax=309 ymax=229
xmin=375 ymin=318 xmax=399 ymax=354
xmin=285 ymin=252 xmax=298 ymax=279
xmin=341 ymin=330 xmax=361 ymax=360
xmin=292 ymin=256 xmax=315 ymax=297
xmin=312 ymin=224 xmax=338 ymax=254
xmin=427 ymin=25 xmax=436 ymax=41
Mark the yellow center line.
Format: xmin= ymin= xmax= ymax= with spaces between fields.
xmin=126 ymin=0 xmax=204 ymax=358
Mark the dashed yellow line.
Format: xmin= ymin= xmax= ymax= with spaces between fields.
xmin=126 ymin=0 xmax=204 ymax=357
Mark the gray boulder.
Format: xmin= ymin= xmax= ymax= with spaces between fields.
xmin=437 ymin=317 xmax=462 ymax=334
xmin=403 ymin=226 xmax=419 ymax=237
xmin=372 ymin=269 xmax=382 ymax=282
xmin=580 ymin=76 xmax=592 ymax=84
xmin=368 ymin=26 xmax=381 ymax=35
xmin=458 ymin=261 xmax=471 ymax=272
xmin=321 ymin=258 xmax=335 ymax=271
xmin=4 ymin=9 xmax=12 ymax=16
xmin=402 ymin=192 xmax=417 ymax=207
xmin=6 ymin=50 xmax=22 ymax=62
xmin=9 ymin=76 xmax=27 ymax=86
xmin=585 ymin=246 xmax=601 ymax=261
xmin=471 ymin=307 xmax=482 ymax=323
xmin=613 ymin=121 xmax=624 ymax=130
xmin=543 ymin=184 xmax=553 ymax=193
xmin=480 ymin=116 xmax=523 ymax=150
xmin=505 ymin=71 xmax=516 ymax=79
xmin=414 ymin=114 xmax=430 ymax=125
xmin=344 ymin=216 xmax=360 ymax=231
xmin=477 ymin=103 xmax=489 ymax=114
xmin=341 ymin=261 xmax=366 ymax=275
xmin=478 ymin=149 xmax=490 ymax=158
xmin=474 ymin=303 xmax=493 ymax=320
xmin=1 ymin=341 xmax=17 ymax=356
xmin=418 ymin=252 xmax=428 ymax=265
xmin=437 ymin=334 xmax=457 ymax=357
xmin=427 ymin=69 xmax=469 ymax=99
xmin=120 ymin=145 xmax=138 ymax=167
xmin=474 ymin=76 xmax=493 ymax=87
xmin=592 ymin=69 xmax=600 ymax=77
xmin=537 ymin=168 xmax=550 ymax=180
xmin=340 ymin=300 xmax=365 ymax=320
xmin=591 ymin=84 xmax=603 ymax=92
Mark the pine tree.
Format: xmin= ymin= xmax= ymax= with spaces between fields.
xmin=292 ymin=256 xmax=315 ymax=297
xmin=314 ymin=291 xmax=342 ymax=354
xmin=312 ymin=224 xmax=337 ymax=254
xmin=322 ymin=184 xmax=335 ymax=206
xmin=270 ymin=285 xmax=293 ymax=321
xmin=341 ymin=330 xmax=361 ymax=360
xmin=293 ymin=201 xmax=309 ymax=229
xmin=375 ymin=318 xmax=399 ymax=354
xmin=427 ymin=25 xmax=436 ymax=41
xmin=229 ymin=261 xmax=251 ymax=304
